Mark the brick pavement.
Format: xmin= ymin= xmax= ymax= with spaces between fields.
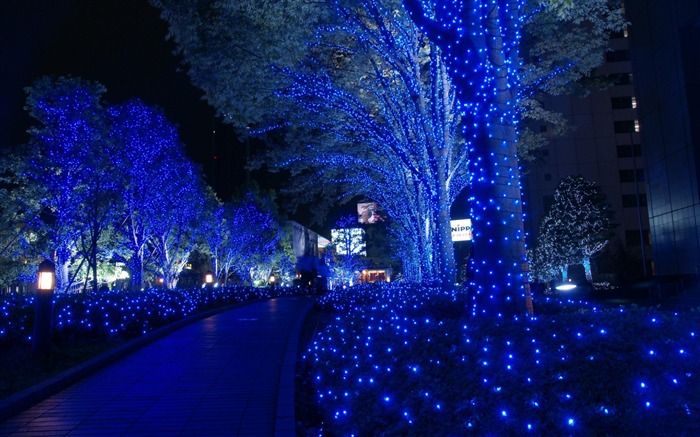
xmin=0 ymin=296 xmax=313 ymax=436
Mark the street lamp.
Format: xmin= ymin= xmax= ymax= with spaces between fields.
xmin=204 ymin=271 xmax=214 ymax=287
xmin=33 ymin=259 xmax=55 ymax=355
xmin=269 ymin=275 xmax=275 ymax=287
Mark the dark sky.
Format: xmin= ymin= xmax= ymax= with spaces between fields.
xmin=0 ymin=0 xmax=245 ymax=199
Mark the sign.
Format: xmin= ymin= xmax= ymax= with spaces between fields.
xmin=451 ymin=219 xmax=473 ymax=242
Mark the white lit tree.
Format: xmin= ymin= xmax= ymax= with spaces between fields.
xmin=329 ymin=214 xmax=368 ymax=286
xmin=557 ymin=175 xmax=614 ymax=281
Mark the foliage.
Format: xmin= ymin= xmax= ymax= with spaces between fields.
xmin=530 ymin=175 xmax=616 ymax=282
xmin=151 ymin=0 xmax=327 ymax=131
xmin=208 ymin=187 xmax=287 ymax=286
xmin=327 ymin=214 xmax=368 ymax=287
xmin=517 ymin=0 xmax=627 ymax=160
xmin=155 ymin=0 xmax=625 ymax=306
xmin=301 ymin=283 xmax=700 ymax=435
xmin=0 ymin=77 xmax=250 ymax=291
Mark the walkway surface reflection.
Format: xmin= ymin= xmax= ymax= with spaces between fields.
xmin=0 ymin=296 xmax=313 ymax=436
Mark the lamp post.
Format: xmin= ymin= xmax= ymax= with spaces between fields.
xmin=204 ymin=271 xmax=214 ymax=288
xmin=33 ymin=259 xmax=55 ymax=355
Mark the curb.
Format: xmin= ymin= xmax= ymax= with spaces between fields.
xmin=275 ymin=297 xmax=314 ymax=437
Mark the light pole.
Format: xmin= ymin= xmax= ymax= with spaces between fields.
xmin=33 ymin=259 xmax=55 ymax=355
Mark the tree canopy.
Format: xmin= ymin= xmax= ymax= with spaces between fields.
xmin=529 ymin=175 xmax=616 ymax=283
xmin=154 ymin=0 xmax=625 ymax=310
xmin=1 ymin=76 xmax=218 ymax=291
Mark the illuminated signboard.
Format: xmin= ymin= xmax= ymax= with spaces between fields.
xmin=451 ymin=219 xmax=473 ymax=242
xmin=357 ymin=202 xmax=385 ymax=224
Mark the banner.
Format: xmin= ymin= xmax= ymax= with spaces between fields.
xmin=451 ymin=219 xmax=473 ymax=242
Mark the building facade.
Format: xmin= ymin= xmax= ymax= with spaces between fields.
xmin=626 ymin=0 xmax=700 ymax=276
xmin=524 ymin=14 xmax=652 ymax=281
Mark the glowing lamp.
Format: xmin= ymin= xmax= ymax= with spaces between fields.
xmin=555 ymin=280 xmax=576 ymax=292
xmin=37 ymin=259 xmax=55 ymax=291
xmin=269 ymin=275 xmax=275 ymax=284
xmin=204 ymin=271 xmax=214 ymax=285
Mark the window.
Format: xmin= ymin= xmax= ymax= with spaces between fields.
xmin=622 ymin=194 xmax=647 ymax=207
xmin=626 ymin=229 xmax=651 ymax=246
xmin=614 ymin=120 xmax=639 ymax=133
xmin=609 ymin=73 xmax=633 ymax=85
xmin=617 ymin=144 xmax=642 ymax=157
xmin=611 ymin=27 xmax=629 ymax=39
xmin=619 ymin=169 xmax=645 ymax=182
xmin=611 ymin=96 xmax=635 ymax=109
xmin=606 ymin=49 xmax=630 ymax=62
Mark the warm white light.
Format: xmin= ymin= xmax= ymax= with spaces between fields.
xmin=37 ymin=259 xmax=55 ymax=291
xmin=556 ymin=283 xmax=577 ymax=291
xmin=37 ymin=271 xmax=54 ymax=291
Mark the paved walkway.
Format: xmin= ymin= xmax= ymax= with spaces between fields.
xmin=0 ymin=296 xmax=314 ymax=437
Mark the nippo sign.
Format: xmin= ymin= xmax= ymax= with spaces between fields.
xmin=451 ymin=219 xmax=473 ymax=242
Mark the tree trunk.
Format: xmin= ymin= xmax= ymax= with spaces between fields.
xmin=130 ymin=248 xmax=144 ymax=290
xmin=434 ymin=186 xmax=456 ymax=286
xmin=583 ymin=257 xmax=592 ymax=282
xmin=469 ymin=3 xmax=526 ymax=317
xmin=91 ymin=225 xmax=99 ymax=292
xmin=55 ymin=247 xmax=71 ymax=293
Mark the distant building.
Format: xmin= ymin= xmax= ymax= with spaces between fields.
xmin=288 ymin=220 xmax=330 ymax=288
xmin=524 ymin=11 xmax=652 ymax=280
xmin=626 ymin=0 xmax=700 ymax=277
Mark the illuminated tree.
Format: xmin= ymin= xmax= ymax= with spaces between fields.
xmin=22 ymin=76 xmax=119 ymax=292
xmin=154 ymin=0 xmax=467 ymax=283
xmin=155 ymin=0 xmax=624 ymax=299
xmin=529 ymin=212 xmax=579 ymax=283
xmin=540 ymin=175 xmax=615 ymax=282
xmin=110 ymin=99 xmax=203 ymax=289
xmin=329 ymin=214 xmax=368 ymax=286
xmin=401 ymin=0 xmax=624 ymax=314
xmin=216 ymin=188 xmax=285 ymax=286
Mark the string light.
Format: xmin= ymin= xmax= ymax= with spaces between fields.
xmin=305 ymin=283 xmax=700 ymax=435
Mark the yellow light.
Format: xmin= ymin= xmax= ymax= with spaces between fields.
xmin=37 ymin=271 xmax=54 ymax=291
xmin=37 ymin=259 xmax=55 ymax=291
xmin=204 ymin=272 xmax=214 ymax=284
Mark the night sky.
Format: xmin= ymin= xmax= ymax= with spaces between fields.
xmin=1 ymin=0 xmax=246 ymax=199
